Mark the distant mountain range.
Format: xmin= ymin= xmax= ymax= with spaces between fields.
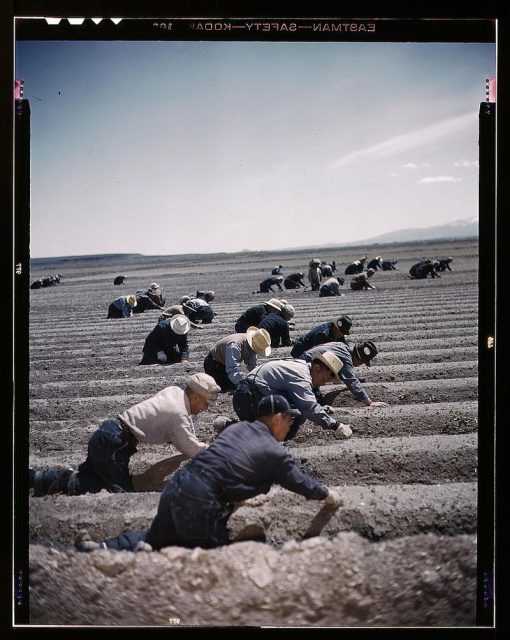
xmin=353 ymin=217 xmax=478 ymax=245
xmin=30 ymin=218 xmax=478 ymax=263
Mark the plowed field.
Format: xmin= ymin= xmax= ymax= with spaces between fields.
xmin=27 ymin=238 xmax=482 ymax=627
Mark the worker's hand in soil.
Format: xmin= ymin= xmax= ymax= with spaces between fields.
xmin=333 ymin=423 xmax=353 ymax=439
xmin=324 ymin=489 xmax=343 ymax=508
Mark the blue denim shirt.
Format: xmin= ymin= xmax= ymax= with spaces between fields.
xmin=258 ymin=313 xmax=291 ymax=347
xmin=142 ymin=319 xmax=190 ymax=360
xmin=305 ymin=341 xmax=369 ymax=402
xmin=112 ymin=296 xmax=134 ymax=318
xmin=186 ymin=420 xmax=328 ymax=502
xmin=235 ymin=303 xmax=269 ymax=332
xmin=290 ymin=321 xmax=335 ymax=358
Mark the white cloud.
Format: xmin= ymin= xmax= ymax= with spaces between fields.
xmin=417 ymin=176 xmax=462 ymax=184
xmin=453 ymin=160 xmax=479 ymax=168
xmin=389 ymin=172 xmax=399 ymax=178
xmin=330 ymin=111 xmax=476 ymax=169
xmin=403 ymin=162 xmax=430 ymax=169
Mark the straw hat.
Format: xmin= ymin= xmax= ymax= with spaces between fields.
xmin=246 ymin=326 xmax=272 ymax=356
xmin=311 ymin=350 xmax=343 ymax=381
xmin=266 ymin=298 xmax=283 ymax=311
xmin=281 ymin=303 xmax=295 ymax=319
xmin=170 ymin=314 xmax=191 ymax=335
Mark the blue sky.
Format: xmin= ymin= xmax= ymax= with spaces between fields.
xmin=15 ymin=40 xmax=495 ymax=258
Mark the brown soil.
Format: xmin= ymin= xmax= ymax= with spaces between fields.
xmin=27 ymin=238 xmax=482 ymax=627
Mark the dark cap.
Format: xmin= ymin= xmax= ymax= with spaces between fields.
xmin=257 ymin=394 xmax=293 ymax=417
xmin=352 ymin=340 xmax=378 ymax=366
xmin=335 ymin=314 xmax=352 ymax=335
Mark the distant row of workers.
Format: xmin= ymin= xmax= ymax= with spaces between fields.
xmin=262 ymin=254 xmax=453 ymax=292
xmin=30 ymin=273 xmax=62 ymax=289
xmin=107 ymin=284 xmax=216 ymax=324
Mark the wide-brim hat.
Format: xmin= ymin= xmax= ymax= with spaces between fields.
xmin=186 ymin=373 xmax=221 ymax=404
xmin=281 ymin=303 xmax=295 ymax=319
xmin=353 ymin=340 xmax=378 ymax=367
xmin=170 ymin=314 xmax=191 ymax=335
xmin=366 ymin=268 xmax=376 ymax=275
xmin=335 ymin=315 xmax=352 ymax=335
xmin=266 ymin=298 xmax=283 ymax=311
xmin=311 ymin=350 xmax=343 ymax=381
xmin=246 ymin=326 xmax=272 ymax=356
xmin=149 ymin=282 xmax=160 ymax=290
xmin=126 ymin=294 xmax=137 ymax=307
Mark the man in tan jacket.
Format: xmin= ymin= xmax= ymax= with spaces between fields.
xmin=203 ymin=327 xmax=272 ymax=391
xmin=29 ymin=373 xmax=221 ymax=496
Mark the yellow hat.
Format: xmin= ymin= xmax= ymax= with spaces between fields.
xmin=246 ymin=326 xmax=272 ymax=356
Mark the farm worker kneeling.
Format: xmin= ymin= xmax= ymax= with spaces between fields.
xmin=298 ymin=340 xmax=389 ymax=408
xmin=257 ymin=303 xmax=295 ymax=348
xmin=140 ymin=314 xmax=191 ymax=364
xmin=203 ymin=327 xmax=272 ymax=392
xmin=290 ymin=315 xmax=352 ymax=358
xmin=234 ymin=298 xmax=283 ymax=333
xmin=76 ymin=395 xmax=343 ymax=552
xmin=216 ymin=351 xmax=353 ymax=441
xmin=106 ymin=294 xmax=138 ymax=318
xmin=29 ymin=373 xmax=221 ymax=496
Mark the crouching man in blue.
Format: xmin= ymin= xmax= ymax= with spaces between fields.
xmin=30 ymin=373 xmax=220 ymax=496
xmin=227 ymin=351 xmax=353 ymax=441
xmin=76 ymin=395 xmax=343 ymax=552
xmin=290 ymin=315 xmax=352 ymax=358
xmin=299 ymin=340 xmax=389 ymax=408
xmin=140 ymin=314 xmax=190 ymax=364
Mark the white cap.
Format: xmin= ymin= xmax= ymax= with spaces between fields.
xmin=186 ymin=373 xmax=221 ymax=404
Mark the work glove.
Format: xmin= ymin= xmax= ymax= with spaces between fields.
xmin=322 ymin=405 xmax=335 ymax=415
xmin=333 ymin=423 xmax=352 ymax=439
xmin=134 ymin=541 xmax=153 ymax=552
xmin=324 ymin=489 xmax=343 ymax=508
xmin=369 ymin=401 xmax=389 ymax=407
xmin=157 ymin=351 xmax=167 ymax=363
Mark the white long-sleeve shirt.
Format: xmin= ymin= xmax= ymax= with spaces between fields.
xmin=118 ymin=386 xmax=206 ymax=458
